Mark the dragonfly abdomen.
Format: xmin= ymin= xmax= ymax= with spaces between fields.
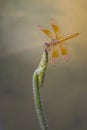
xmin=58 ymin=32 xmax=80 ymax=43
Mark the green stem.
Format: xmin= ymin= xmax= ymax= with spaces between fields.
xmin=32 ymin=49 xmax=49 ymax=130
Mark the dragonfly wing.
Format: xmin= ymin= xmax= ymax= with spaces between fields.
xmin=52 ymin=47 xmax=59 ymax=58
xmin=59 ymin=45 xmax=69 ymax=61
xmin=50 ymin=18 xmax=62 ymax=39
xmin=59 ymin=45 xmax=67 ymax=55
xmin=51 ymin=47 xmax=59 ymax=64
xmin=39 ymin=25 xmax=54 ymax=39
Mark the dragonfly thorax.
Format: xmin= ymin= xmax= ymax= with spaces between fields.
xmin=44 ymin=39 xmax=59 ymax=51
xmin=50 ymin=39 xmax=59 ymax=47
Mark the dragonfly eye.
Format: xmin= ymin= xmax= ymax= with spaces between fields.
xmin=45 ymin=43 xmax=50 ymax=47
xmin=45 ymin=42 xmax=49 ymax=46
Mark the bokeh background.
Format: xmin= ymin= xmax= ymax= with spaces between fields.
xmin=0 ymin=0 xmax=87 ymax=130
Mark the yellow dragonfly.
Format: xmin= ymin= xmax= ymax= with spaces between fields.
xmin=39 ymin=18 xmax=80 ymax=63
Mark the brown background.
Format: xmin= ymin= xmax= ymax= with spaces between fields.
xmin=0 ymin=0 xmax=87 ymax=130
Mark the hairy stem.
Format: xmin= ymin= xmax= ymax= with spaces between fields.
xmin=32 ymin=49 xmax=49 ymax=130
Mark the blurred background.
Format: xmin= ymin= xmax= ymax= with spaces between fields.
xmin=0 ymin=0 xmax=87 ymax=130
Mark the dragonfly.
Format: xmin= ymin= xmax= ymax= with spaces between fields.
xmin=39 ymin=18 xmax=80 ymax=63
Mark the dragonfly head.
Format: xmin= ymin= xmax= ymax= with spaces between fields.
xmin=44 ymin=42 xmax=51 ymax=51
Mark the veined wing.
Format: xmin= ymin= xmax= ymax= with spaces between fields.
xmin=39 ymin=25 xmax=54 ymax=40
xmin=59 ymin=44 xmax=69 ymax=61
xmin=52 ymin=47 xmax=59 ymax=58
xmin=50 ymin=18 xmax=62 ymax=40
xmin=59 ymin=45 xmax=67 ymax=55
xmin=51 ymin=46 xmax=59 ymax=64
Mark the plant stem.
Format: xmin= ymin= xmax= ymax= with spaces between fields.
xmin=32 ymin=49 xmax=49 ymax=130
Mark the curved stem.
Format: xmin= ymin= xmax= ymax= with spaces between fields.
xmin=32 ymin=49 xmax=49 ymax=130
